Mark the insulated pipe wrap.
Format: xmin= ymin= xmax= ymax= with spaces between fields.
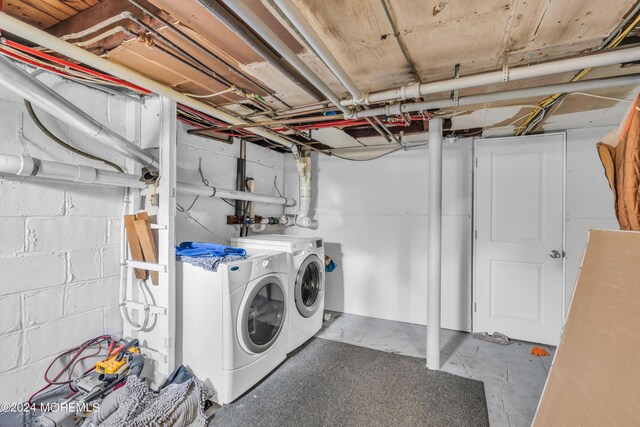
xmin=295 ymin=152 xmax=313 ymax=227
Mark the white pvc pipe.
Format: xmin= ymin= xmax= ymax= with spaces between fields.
xmin=220 ymin=0 xmax=351 ymax=116
xmin=0 ymin=55 xmax=157 ymax=169
xmin=352 ymin=74 xmax=640 ymax=118
xmin=273 ymin=0 xmax=364 ymax=103
xmin=341 ymin=46 xmax=640 ymax=106
xmin=427 ymin=117 xmax=442 ymax=370
xmin=178 ymin=182 xmax=296 ymax=206
xmin=0 ymin=153 xmax=145 ymax=188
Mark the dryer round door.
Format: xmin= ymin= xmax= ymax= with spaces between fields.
xmin=238 ymin=275 xmax=287 ymax=354
xmin=295 ymin=254 xmax=324 ymax=318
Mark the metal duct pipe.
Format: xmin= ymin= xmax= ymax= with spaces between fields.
xmin=342 ymin=46 xmax=640 ymax=106
xmin=426 ymin=117 xmax=443 ymax=370
xmin=178 ymin=182 xmax=296 ymax=206
xmin=220 ymin=0 xmax=352 ymax=116
xmin=0 ymin=55 xmax=157 ymax=169
xmin=352 ymin=74 xmax=640 ymax=118
xmin=0 ymin=154 xmax=145 ymax=188
xmin=272 ymin=0 xmax=364 ymax=103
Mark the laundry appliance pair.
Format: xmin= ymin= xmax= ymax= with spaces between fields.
xmin=180 ymin=235 xmax=324 ymax=405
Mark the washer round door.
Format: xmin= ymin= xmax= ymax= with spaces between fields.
xmin=295 ymin=254 xmax=324 ymax=318
xmin=239 ymin=275 xmax=287 ymax=354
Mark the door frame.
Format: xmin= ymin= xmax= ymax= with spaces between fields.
xmin=471 ymin=132 xmax=567 ymax=336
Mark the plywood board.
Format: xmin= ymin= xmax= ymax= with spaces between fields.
xmin=533 ymin=229 xmax=640 ymax=426
xmin=287 ymin=0 xmax=413 ymax=93
xmin=134 ymin=215 xmax=159 ymax=285
xmin=124 ymin=213 xmax=147 ymax=280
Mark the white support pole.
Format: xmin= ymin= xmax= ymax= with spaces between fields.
xmin=427 ymin=117 xmax=443 ymax=370
xmin=157 ymin=96 xmax=177 ymax=383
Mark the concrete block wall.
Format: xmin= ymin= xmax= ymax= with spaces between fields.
xmin=0 ymin=68 xmax=129 ymax=404
xmin=175 ymin=126 xmax=286 ymax=244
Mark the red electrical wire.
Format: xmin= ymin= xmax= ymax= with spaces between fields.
xmin=3 ymin=40 xmax=150 ymax=94
xmin=178 ymin=116 xmax=206 ymax=129
xmin=0 ymin=46 xmax=73 ymax=78
xmin=28 ymin=335 xmax=116 ymax=407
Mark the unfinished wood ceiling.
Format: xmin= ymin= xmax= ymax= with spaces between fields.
xmin=2 ymin=0 xmax=640 ymax=149
xmin=278 ymin=0 xmax=638 ymax=92
xmin=4 ymin=0 xmax=103 ymax=29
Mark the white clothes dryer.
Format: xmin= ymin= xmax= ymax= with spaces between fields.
xmin=180 ymin=250 xmax=289 ymax=404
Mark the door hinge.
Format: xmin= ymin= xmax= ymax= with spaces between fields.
xmin=474 ymin=302 xmax=477 ymax=312
xmin=474 ymin=230 xmax=478 ymax=240
xmin=475 ymin=158 xmax=478 ymax=168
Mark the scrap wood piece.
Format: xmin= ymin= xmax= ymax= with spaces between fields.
xmin=134 ymin=214 xmax=159 ymax=285
xmin=124 ymin=214 xmax=147 ymax=280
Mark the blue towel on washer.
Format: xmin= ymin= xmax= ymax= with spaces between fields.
xmin=177 ymin=254 xmax=245 ymax=272
xmin=175 ymin=241 xmax=246 ymax=258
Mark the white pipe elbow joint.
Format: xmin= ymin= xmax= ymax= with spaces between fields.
xmin=296 ymin=215 xmax=312 ymax=228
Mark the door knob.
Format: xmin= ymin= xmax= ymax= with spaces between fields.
xmin=549 ymin=250 xmax=563 ymax=259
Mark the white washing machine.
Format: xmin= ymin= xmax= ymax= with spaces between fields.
xmin=180 ymin=250 xmax=289 ymax=404
xmin=231 ymin=235 xmax=325 ymax=353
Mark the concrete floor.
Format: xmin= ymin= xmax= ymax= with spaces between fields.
xmin=317 ymin=311 xmax=555 ymax=427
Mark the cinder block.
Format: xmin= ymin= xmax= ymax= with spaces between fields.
xmin=0 ymin=180 xmax=65 ymax=217
xmin=0 ymin=294 xmax=21 ymax=334
xmin=0 ymin=331 xmax=22 ymax=373
xmin=0 ymin=253 xmax=66 ymax=294
xmin=104 ymin=304 xmax=123 ymax=337
xmin=68 ymin=249 xmax=101 ymax=282
xmin=0 ymin=331 xmax=22 ymax=372
xmin=23 ymin=309 xmax=104 ymax=364
xmin=0 ymin=104 xmax=19 ymax=143
xmin=27 ymin=217 xmax=106 ymax=252
xmin=23 ymin=287 xmax=64 ymax=327
xmin=0 ymin=357 xmax=51 ymax=404
xmin=0 ymin=85 xmax=25 ymax=103
xmin=101 ymin=247 xmax=121 ymax=278
xmin=0 ymin=217 xmax=24 ymax=255
xmin=66 ymin=186 xmax=124 ymax=218
xmin=107 ymin=218 xmax=122 ymax=247
xmin=64 ymin=278 xmax=119 ymax=316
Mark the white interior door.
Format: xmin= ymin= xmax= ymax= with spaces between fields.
xmin=474 ymin=134 xmax=564 ymax=345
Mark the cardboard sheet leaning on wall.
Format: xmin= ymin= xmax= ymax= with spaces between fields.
xmin=597 ymin=95 xmax=640 ymax=230
xmin=533 ymin=229 xmax=640 ymax=426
